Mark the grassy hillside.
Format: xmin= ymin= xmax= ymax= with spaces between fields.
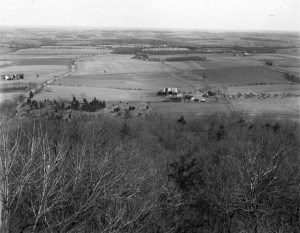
xmin=0 ymin=113 xmax=299 ymax=232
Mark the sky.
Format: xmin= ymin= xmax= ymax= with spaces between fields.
xmin=0 ymin=0 xmax=299 ymax=31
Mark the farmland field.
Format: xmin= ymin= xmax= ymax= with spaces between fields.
xmin=245 ymin=53 xmax=300 ymax=75
xmin=11 ymin=58 xmax=72 ymax=66
xmin=0 ymin=28 xmax=299 ymax=121
xmin=150 ymin=54 xmax=263 ymax=69
xmin=48 ymin=54 xmax=205 ymax=102
xmin=192 ymin=54 xmax=262 ymax=69
xmin=194 ymin=66 xmax=288 ymax=85
xmin=72 ymin=55 xmax=176 ymax=75
xmin=52 ymin=72 xmax=197 ymax=92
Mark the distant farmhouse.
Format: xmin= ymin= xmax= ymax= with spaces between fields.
xmin=1 ymin=74 xmax=24 ymax=80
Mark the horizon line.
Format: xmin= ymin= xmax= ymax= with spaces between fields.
xmin=1 ymin=24 xmax=300 ymax=33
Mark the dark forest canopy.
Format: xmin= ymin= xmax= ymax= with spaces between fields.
xmin=0 ymin=112 xmax=299 ymax=232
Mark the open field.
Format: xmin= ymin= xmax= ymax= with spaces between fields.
xmin=11 ymin=57 xmax=72 ymax=66
xmin=163 ymin=61 xmax=206 ymax=70
xmin=245 ymin=53 xmax=300 ymax=75
xmin=231 ymin=97 xmax=300 ymax=120
xmin=0 ymin=65 xmax=68 ymax=82
xmin=150 ymin=54 xmax=263 ymax=69
xmin=227 ymin=84 xmax=300 ymax=95
xmin=72 ymin=55 xmax=176 ymax=75
xmin=0 ymin=92 xmax=26 ymax=102
xmin=194 ymin=66 xmax=288 ymax=85
xmin=32 ymin=85 xmax=161 ymax=102
xmin=52 ymin=72 xmax=198 ymax=92
xmin=151 ymin=102 xmax=231 ymax=117
xmin=12 ymin=46 xmax=112 ymax=56
xmin=197 ymin=55 xmax=262 ymax=69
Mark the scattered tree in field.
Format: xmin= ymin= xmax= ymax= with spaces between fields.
xmin=29 ymin=91 xmax=34 ymax=98
xmin=70 ymin=96 xmax=80 ymax=110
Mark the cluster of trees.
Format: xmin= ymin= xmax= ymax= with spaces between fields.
xmin=25 ymin=97 xmax=106 ymax=113
xmin=82 ymin=97 xmax=106 ymax=112
xmin=71 ymin=96 xmax=106 ymax=112
xmin=284 ymin=72 xmax=300 ymax=83
xmin=0 ymin=113 xmax=299 ymax=232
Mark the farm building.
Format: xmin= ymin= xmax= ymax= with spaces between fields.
xmin=164 ymin=87 xmax=178 ymax=94
xmin=1 ymin=75 xmax=11 ymax=80
xmin=1 ymin=73 xmax=24 ymax=80
xmin=15 ymin=74 xmax=24 ymax=79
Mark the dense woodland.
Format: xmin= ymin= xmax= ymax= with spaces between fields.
xmin=0 ymin=112 xmax=299 ymax=232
